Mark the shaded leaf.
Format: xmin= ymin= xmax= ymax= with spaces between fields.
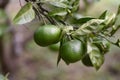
xmin=110 ymin=25 xmax=120 ymax=36
xmin=57 ymin=52 xmax=61 ymax=66
xmin=71 ymin=0 xmax=80 ymax=12
xmin=82 ymin=54 xmax=93 ymax=67
xmin=72 ymin=17 xmax=95 ymax=24
xmin=72 ymin=13 xmax=83 ymax=19
xmin=93 ymin=38 xmax=110 ymax=54
xmin=115 ymin=39 xmax=120 ymax=48
xmin=13 ymin=2 xmax=35 ymax=24
xmin=57 ymin=34 xmax=65 ymax=66
xmin=99 ymin=10 xmax=107 ymax=19
xmin=104 ymin=13 xmax=116 ymax=27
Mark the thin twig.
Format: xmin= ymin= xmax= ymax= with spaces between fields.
xmin=19 ymin=0 xmax=22 ymax=7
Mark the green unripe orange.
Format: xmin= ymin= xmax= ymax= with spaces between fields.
xmin=60 ymin=39 xmax=85 ymax=64
xmin=34 ymin=25 xmax=62 ymax=47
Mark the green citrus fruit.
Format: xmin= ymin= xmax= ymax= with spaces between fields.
xmin=48 ymin=42 xmax=60 ymax=51
xmin=60 ymin=39 xmax=85 ymax=64
xmin=34 ymin=25 xmax=62 ymax=47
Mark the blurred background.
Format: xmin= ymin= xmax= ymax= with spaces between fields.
xmin=0 ymin=0 xmax=120 ymax=80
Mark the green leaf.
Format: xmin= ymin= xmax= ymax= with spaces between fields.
xmin=13 ymin=2 xmax=35 ymax=24
xmin=49 ymin=1 xmax=71 ymax=8
xmin=57 ymin=34 xmax=64 ymax=66
xmin=93 ymin=38 xmax=110 ymax=54
xmin=72 ymin=19 xmax=104 ymax=36
xmin=115 ymin=39 xmax=120 ymax=48
xmin=50 ymin=0 xmax=72 ymax=8
xmin=49 ymin=9 xmax=67 ymax=16
xmin=57 ymin=52 xmax=61 ymax=66
xmin=99 ymin=10 xmax=107 ymax=19
xmin=72 ymin=13 xmax=83 ymax=19
xmin=72 ymin=17 xmax=95 ymax=24
xmin=89 ymin=50 xmax=104 ymax=70
xmin=107 ymin=5 xmax=120 ymax=29
xmin=116 ymin=5 xmax=120 ymax=15
xmin=104 ymin=13 xmax=116 ymax=26
xmin=110 ymin=25 xmax=120 ymax=36
xmin=70 ymin=0 xmax=80 ymax=12
xmin=87 ymin=43 xmax=104 ymax=70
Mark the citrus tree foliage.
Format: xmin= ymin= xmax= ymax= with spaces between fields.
xmin=13 ymin=0 xmax=120 ymax=70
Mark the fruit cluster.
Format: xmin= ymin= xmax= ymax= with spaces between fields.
xmin=34 ymin=24 xmax=110 ymax=70
xmin=13 ymin=0 xmax=120 ymax=70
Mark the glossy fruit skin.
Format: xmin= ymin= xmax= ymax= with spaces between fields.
xmin=34 ymin=25 xmax=61 ymax=47
xmin=82 ymin=54 xmax=93 ymax=67
xmin=60 ymin=40 xmax=85 ymax=64
xmin=48 ymin=42 xmax=60 ymax=51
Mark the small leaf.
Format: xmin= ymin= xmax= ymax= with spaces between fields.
xmin=115 ymin=39 xmax=120 ymax=48
xmin=72 ymin=17 xmax=95 ymax=24
xmin=57 ymin=52 xmax=61 ymax=66
xmin=87 ymin=43 xmax=104 ymax=70
xmin=57 ymin=36 xmax=64 ymax=66
xmin=72 ymin=13 xmax=83 ymax=19
xmin=116 ymin=5 xmax=120 ymax=15
xmin=71 ymin=0 xmax=80 ymax=12
xmin=99 ymin=10 xmax=107 ymax=19
xmin=82 ymin=54 xmax=93 ymax=67
xmin=110 ymin=25 xmax=120 ymax=36
xmin=105 ymin=13 xmax=116 ymax=26
xmin=93 ymin=38 xmax=110 ymax=54
xmin=49 ymin=1 xmax=71 ymax=8
xmin=89 ymin=50 xmax=104 ymax=70
xmin=13 ymin=2 xmax=35 ymax=24
xmin=49 ymin=9 xmax=67 ymax=16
